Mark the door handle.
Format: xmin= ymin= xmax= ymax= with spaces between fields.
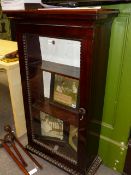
xmin=79 ymin=108 xmax=86 ymax=121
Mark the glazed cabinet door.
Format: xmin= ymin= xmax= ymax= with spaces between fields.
xmin=17 ymin=23 xmax=94 ymax=173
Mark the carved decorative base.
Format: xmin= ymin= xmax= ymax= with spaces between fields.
xmin=86 ymin=156 xmax=102 ymax=175
xmin=26 ymin=144 xmax=102 ymax=175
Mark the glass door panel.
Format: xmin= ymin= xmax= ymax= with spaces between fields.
xmin=39 ymin=36 xmax=80 ymax=68
xmin=25 ymin=34 xmax=81 ymax=163
xmin=31 ymin=107 xmax=79 ymax=162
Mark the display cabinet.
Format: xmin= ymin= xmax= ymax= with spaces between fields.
xmin=5 ymin=9 xmax=118 ymax=175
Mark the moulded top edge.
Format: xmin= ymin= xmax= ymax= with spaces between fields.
xmin=3 ymin=8 xmax=119 ymax=19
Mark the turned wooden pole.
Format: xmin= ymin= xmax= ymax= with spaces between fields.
xmin=2 ymin=142 xmax=29 ymax=175
xmin=4 ymin=125 xmax=43 ymax=169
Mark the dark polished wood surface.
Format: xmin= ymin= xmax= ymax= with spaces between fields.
xmin=4 ymin=9 xmax=118 ymax=175
xmin=4 ymin=8 xmax=118 ymax=21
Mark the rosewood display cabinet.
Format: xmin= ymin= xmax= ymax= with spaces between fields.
xmin=5 ymin=9 xmax=118 ymax=175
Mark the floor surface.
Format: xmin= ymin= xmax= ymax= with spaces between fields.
xmin=0 ymin=134 xmax=121 ymax=175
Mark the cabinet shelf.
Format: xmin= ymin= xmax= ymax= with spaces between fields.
xmin=32 ymin=98 xmax=79 ymax=127
xmin=41 ymin=60 xmax=80 ymax=79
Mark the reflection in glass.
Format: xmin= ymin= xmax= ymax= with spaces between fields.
xmin=39 ymin=37 xmax=80 ymax=67
xmin=69 ymin=125 xmax=78 ymax=152
xmin=26 ymin=34 xmax=80 ymax=163
xmin=43 ymin=71 xmax=51 ymax=98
